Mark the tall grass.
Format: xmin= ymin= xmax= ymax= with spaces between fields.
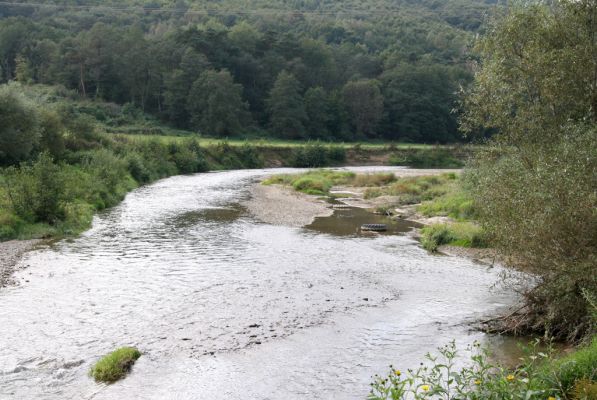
xmin=420 ymin=222 xmax=487 ymax=252
xmin=363 ymin=173 xmax=458 ymax=205
xmin=263 ymin=170 xmax=355 ymax=195
xmin=89 ymin=347 xmax=141 ymax=383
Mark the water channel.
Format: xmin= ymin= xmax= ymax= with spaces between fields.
xmin=0 ymin=167 xmax=517 ymax=399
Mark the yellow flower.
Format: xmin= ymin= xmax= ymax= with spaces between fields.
xmin=547 ymin=397 xmax=556 ymax=400
xmin=394 ymin=370 xmax=401 ymax=376
xmin=474 ymin=379 xmax=481 ymax=385
xmin=421 ymin=385 xmax=430 ymax=392
xmin=506 ymin=374 xmax=515 ymax=382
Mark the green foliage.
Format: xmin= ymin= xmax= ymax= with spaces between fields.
xmin=417 ymin=175 xmax=475 ymax=221
xmin=291 ymin=142 xmax=327 ymax=167
xmin=89 ymin=347 xmax=141 ymax=383
xmin=82 ymin=149 xmax=134 ymax=209
xmin=0 ymin=0 xmax=488 ymax=142
xmin=304 ymin=87 xmax=332 ymax=139
xmin=186 ymin=69 xmax=250 ymax=136
xmin=267 ymin=71 xmax=307 ymax=139
xmin=363 ymin=174 xmax=455 ymax=204
xmin=290 ymin=143 xmax=347 ymax=167
xmin=547 ymin=337 xmax=597 ymax=394
xmin=204 ymin=141 xmax=264 ymax=170
xmin=389 ymin=148 xmax=465 ymax=168
xmin=0 ymin=83 xmax=39 ymax=165
xmin=468 ymin=124 xmax=597 ymax=342
xmin=236 ymin=143 xmax=264 ymax=169
xmin=3 ymin=153 xmax=65 ymax=223
xmin=342 ymin=79 xmax=384 ymax=138
xmin=420 ymin=222 xmax=487 ymax=252
xmin=369 ymin=339 xmax=597 ymax=400
xmin=381 ymin=65 xmax=462 ymax=143
xmin=292 ymin=176 xmax=333 ymax=195
xmin=461 ymin=1 xmax=597 ymax=143
xmin=462 ymin=0 xmax=597 ymax=340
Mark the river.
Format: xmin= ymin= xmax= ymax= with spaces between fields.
xmin=0 ymin=167 xmax=516 ymax=399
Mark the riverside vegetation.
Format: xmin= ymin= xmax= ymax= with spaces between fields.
xmin=371 ymin=0 xmax=597 ymax=398
xmin=0 ymin=0 xmax=595 ymax=396
xmin=0 ymin=83 xmax=469 ymax=242
xmin=369 ymin=338 xmax=597 ymax=400
xmin=264 ymin=170 xmax=484 ymax=252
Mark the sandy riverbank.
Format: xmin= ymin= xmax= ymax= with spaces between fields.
xmin=245 ymin=168 xmax=460 ymax=228
xmin=243 ymin=184 xmax=334 ymax=227
xmin=0 ymin=239 xmax=42 ymax=288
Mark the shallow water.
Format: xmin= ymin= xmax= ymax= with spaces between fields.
xmin=0 ymin=167 xmax=518 ymax=399
xmin=306 ymin=205 xmax=421 ymax=237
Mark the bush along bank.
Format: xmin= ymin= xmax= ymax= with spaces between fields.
xmin=0 ymin=141 xmax=340 ymax=241
xmin=1 ymin=138 xmax=471 ymax=242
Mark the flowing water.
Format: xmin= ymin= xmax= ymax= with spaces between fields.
xmin=0 ymin=167 xmax=518 ymax=400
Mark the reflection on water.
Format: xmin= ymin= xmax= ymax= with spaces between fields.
xmin=0 ymin=168 xmax=520 ymax=400
xmin=307 ymin=206 xmax=421 ymax=237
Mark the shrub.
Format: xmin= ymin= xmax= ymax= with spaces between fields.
xmin=327 ymin=145 xmax=346 ymax=163
xmin=82 ymin=150 xmax=134 ymax=208
xmin=389 ymin=148 xmax=464 ymax=168
xmin=236 ymin=143 xmax=264 ymax=169
xmin=0 ymin=83 xmax=40 ymax=165
xmin=0 ymin=212 xmax=23 ymax=240
xmin=291 ymin=143 xmax=328 ymax=167
xmin=2 ymin=153 xmax=66 ymax=223
xmin=125 ymin=152 xmax=153 ymax=184
xmin=171 ymin=146 xmax=202 ymax=174
xmin=420 ymin=224 xmax=455 ymax=252
xmin=89 ymin=347 xmax=141 ymax=383
xmin=468 ymin=128 xmax=597 ymax=341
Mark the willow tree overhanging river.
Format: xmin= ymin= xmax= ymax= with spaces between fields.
xmin=0 ymin=167 xmax=516 ymax=400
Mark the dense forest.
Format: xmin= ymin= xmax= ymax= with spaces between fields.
xmin=0 ymin=0 xmax=498 ymax=143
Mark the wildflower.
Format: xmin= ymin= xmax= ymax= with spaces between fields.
xmin=394 ymin=370 xmax=401 ymax=376
xmin=421 ymin=385 xmax=430 ymax=392
xmin=474 ymin=379 xmax=481 ymax=385
xmin=506 ymin=374 xmax=515 ymax=382
xmin=547 ymin=397 xmax=556 ymax=400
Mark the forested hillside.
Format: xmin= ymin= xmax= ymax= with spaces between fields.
xmin=0 ymin=0 xmax=498 ymax=142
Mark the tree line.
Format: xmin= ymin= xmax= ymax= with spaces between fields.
xmin=0 ymin=0 xmax=498 ymax=142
